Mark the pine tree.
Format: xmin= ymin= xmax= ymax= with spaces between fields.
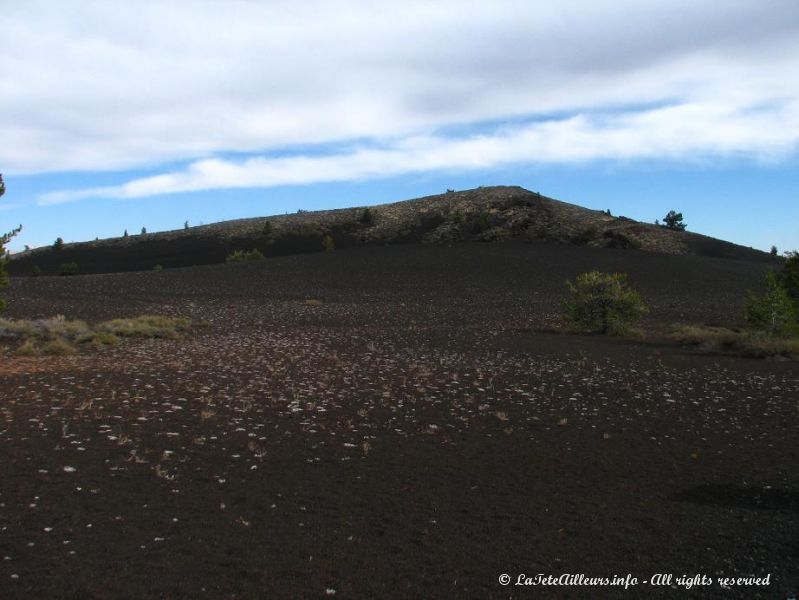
xmin=0 ymin=175 xmax=22 ymax=311
xmin=663 ymin=210 xmax=687 ymax=231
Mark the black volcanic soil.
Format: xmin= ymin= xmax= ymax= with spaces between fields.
xmin=1 ymin=242 xmax=797 ymax=599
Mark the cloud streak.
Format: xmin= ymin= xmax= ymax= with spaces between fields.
xmin=39 ymin=99 xmax=799 ymax=204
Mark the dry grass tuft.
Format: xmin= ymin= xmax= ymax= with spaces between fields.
xmin=15 ymin=338 xmax=39 ymax=356
xmin=668 ymin=325 xmax=739 ymax=349
xmin=41 ymin=337 xmax=76 ymax=356
xmin=1 ymin=314 xmax=189 ymax=356
xmin=99 ymin=315 xmax=190 ymax=339
xmin=669 ymin=324 xmax=799 ymax=359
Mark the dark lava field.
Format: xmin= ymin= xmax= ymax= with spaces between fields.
xmin=1 ymin=242 xmax=797 ymax=599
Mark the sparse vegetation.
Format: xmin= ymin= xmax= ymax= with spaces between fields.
xmin=262 ymin=221 xmax=272 ymax=237
xmin=663 ymin=210 xmax=687 ymax=231
xmin=304 ymin=298 xmax=324 ymax=307
xmin=99 ymin=315 xmax=191 ymax=339
xmin=31 ymin=265 xmax=42 ymax=277
xmin=1 ymin=314 xmax=189 ymax=354
xmin=322 ymin=234 xmax=335 ymax=252
xmin=153 ymin=264 xmax=163 ymax=271
xmin=562 ymin=271 xmax=648 ymax=335
xmin=669 ymin=325 xmax=799 ymax=359
xmin=226 ymin=249 xmax=265 ymax=262
xmin=59 ymin=262 xmax=79 ymax=276
xmin=672 ymin=256 xmax=799 ymax=359
xmin=744 ymin=271 xmax=797 ymax=337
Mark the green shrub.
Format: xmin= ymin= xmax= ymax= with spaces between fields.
xmin=563 ymin=271 xmax=648 ymax=335
xmin=153 ymin=264 xmax=163 ymax=271
xmin=744 ymin=271 xmax=797 ymax=337
xmin=322 ymin=234 xmax=335 ymax=252
xmin=262 ymin=221 xmax=272 ymax=237
xmin=31 ymin=265 xmax=42 ymax=277
xmin=59 ymin=262 xmax=79 ymax=276
xmin=226 ymin=249 xmax=264 ymax=262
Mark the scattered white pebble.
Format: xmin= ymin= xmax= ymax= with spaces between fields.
xmin=63 ymin=466 xmax=76 ymax=473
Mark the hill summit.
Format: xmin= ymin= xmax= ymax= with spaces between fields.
xmin=9 ymin=186 xmax=771 ymax=275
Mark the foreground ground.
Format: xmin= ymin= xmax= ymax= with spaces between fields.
xmin=1 ymin=242 xmax=797 ymax=599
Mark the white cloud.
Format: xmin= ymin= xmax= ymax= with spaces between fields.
xmin=39 ymin=98 xmax=799 ymax=204
xmin=4 ymin=0 xmax=799 ymax=190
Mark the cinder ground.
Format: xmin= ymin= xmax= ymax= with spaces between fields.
xmin=1 ymin=242 xmax=797 ymax=599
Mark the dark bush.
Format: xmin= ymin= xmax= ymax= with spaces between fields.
xmin=59 ymin=262 xmax=79 ymax=276
xmin=603 ymin=230 xmax=642 ymax=249
xmin=465 ymin=211 xmax=493 ymax=235
xmin=359 ymin=208 xmax=375 ymax=225
xmin=572 ymin=225 xmax=600 ymax=245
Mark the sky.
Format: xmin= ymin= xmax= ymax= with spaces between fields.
xmin=2 ymin=0 xmax=798 ymax=254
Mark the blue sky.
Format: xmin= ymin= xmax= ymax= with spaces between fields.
xmin=2 ymin=1 xmax=798 ymax=254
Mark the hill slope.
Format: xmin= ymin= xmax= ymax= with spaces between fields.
xmin=8 ymin=186 xmax=773 ymax=275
